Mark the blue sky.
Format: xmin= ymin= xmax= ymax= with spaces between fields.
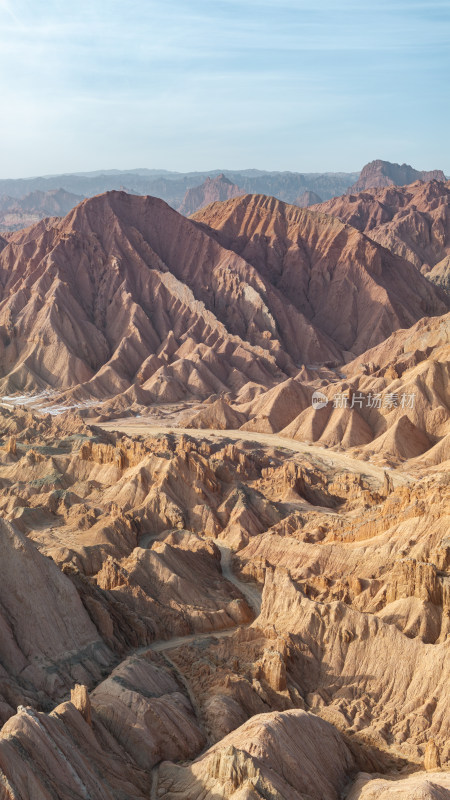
xmin=0 ymin=0 xmax=448 ymax=177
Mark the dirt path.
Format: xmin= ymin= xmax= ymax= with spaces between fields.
xmin=98 ymin=419 xmax=411 ymax=486
xmin=215 ymin=542 xmax=262 ymax=615
xmin=144 ymin=626 xmax=239 ymax=653
xmin=134 ymin=538 xmax=262 ymax=657
xmin=75 ymin=544 xmax=261 ymax=719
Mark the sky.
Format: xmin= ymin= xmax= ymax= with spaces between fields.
xmin=0 ymin=0 xmax=448 ymax=177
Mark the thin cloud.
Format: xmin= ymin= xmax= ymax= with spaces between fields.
xmin=0 ymin=0 xmax=448 ymax=176
xmin=0 ymin=0 xmax=22 ymax=25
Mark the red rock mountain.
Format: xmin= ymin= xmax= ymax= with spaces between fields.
xmin=0 ymin=191 xmax=447 ymax=404
xmin=315 ymin=179 xmax=450 ymax=292
xmin=193 ymin=193 xmax=447 ymax=356
xmin=178 ymin=173 xmax=244 ymax=216
xmin=347 ymin=159 xmax=446 ymax=194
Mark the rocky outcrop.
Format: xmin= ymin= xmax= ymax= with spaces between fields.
xmin=185 ymin=397 xmax=247 ymax=430
xmin=317 ymin=179 xmax=450 ymax=291
xmin=424 ymin=740 xmax=442 ymax=771
xmin=90 ymin=651 xmax=205 ymax=770
xmin=347 ymin=160 xmax=446 ymax=193
xmin=257 ymin=568 xmax=450 ymax=761
xmin=194 ymin=193 xmax=447 ymax=359
xmin=0 ymin=702 xmax=151 ymax=799
xmin=238 ymin=378 xmax=311 ymax=434
xmin=0 ymin=519 xmax=113 ymax=720
xmin=157 ymin=709 xmax=355 ymax=799
xmin=347 ymin=770 xmax=450 ymax=799
xmin=70 ymin=683 xmax=92 ymax=725
xmin=5 ymin=435 xmax=16 ymax=456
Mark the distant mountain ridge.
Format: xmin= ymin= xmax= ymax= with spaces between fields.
xmin=178 ymin=174 xmax=244 ymax=216
xmin=0 ymin=168 xmax=360 ymax=207
xmin=348 ymin=159 xmax=446 ymax=193
xmin=0 ymin=188 xmax=83 ymax=231
xmin=295 ymin=190 xmax=323 ymax=207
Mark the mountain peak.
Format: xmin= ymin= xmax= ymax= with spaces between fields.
xmin=348 ymin=159 xmax=446 ymax=193
xmin=177 ymin=174 xmax=244 ymax=216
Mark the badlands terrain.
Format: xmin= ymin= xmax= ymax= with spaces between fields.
xmin=0 ymin=179 xmax=449 ymax=798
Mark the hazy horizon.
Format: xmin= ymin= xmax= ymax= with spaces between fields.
xmin=0 ymin=0 xmax=449 ymax=178
xmin=2 ymin=162 xmax=448 ymax=183
xmin=0 ymin=165 xmax=361 ymax=182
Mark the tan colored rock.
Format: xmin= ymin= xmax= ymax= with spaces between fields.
xmin=5 ymin=436 xmax=16 ymax=456
xmin=90 ymin=652 xmax=205 ymax=770
xmin=256 ymin=648 xmax=287 ymax=691
xmin=257 ymin=568 xmax=450 ymax=760
xmin=157 ymin=709 xmax=355 ymax=800
xmin=194 ymin=193 xmax=447 ymax=357
xmin=0 ymin=518 xmax=113 ymax=714
xmin=185 ymin=398 xmax=247 ymax=430
xmin=0 ymin=702 xmax=150 ymax=799
xmin=424 ymin=739 xmax=441 ymax=771
xmin=347 ymin=770 xmax=450 ymax=799
xmin=1 ymin=190 xmax=446 ymax=405
xmin=70 ymin=683 xmax=92 ymax=725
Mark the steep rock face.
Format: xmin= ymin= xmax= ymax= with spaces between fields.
xmin=316 ymin=180 xmax=450 ymax=290
xmin=0 ymin=191 xmax=345 ymax=399
xmin=90 ymin=652 xmax=205 ymax=770
xmin=157 ymin=709 xmax=355 ymax=800
xmin=347 ymin=160 xmax=446 ymax=193
xmin=178 ymin=174 xmax=244 ymax=216
xmin=347 ymin=771 xmax=450 ymax=799
xmin=257 ymin=568 xmax=450 ymax=761
xmin=193 ymin=194 xmax=448 ymax=358
xmin=0 ymin=519 xmax=113 ymax=721
xmin=0 ymin=702 xmax=151 ymax=799
xmin=1 ymin=191 xmax=447 ymax=403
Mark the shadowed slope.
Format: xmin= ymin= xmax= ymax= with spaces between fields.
xmin=193 ymin=193 xmax=448 ymax=356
